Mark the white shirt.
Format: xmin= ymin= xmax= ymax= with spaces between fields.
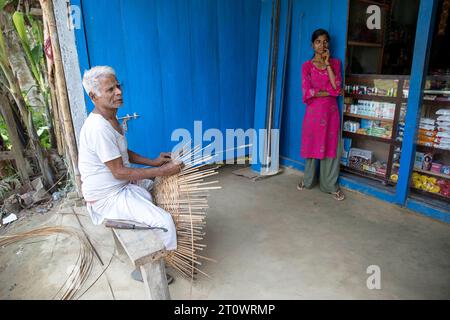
xmin=78 ymin=113 xmax=130 ymax=201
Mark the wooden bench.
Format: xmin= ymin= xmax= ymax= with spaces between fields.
xmin=111 ymin=228 xmax=170 ymax=300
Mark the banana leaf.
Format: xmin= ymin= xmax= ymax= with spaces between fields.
xmin=12 ymin=11 xmax=41 ymax=84
xmin=0 ymin=0 xmax=11 ymax=11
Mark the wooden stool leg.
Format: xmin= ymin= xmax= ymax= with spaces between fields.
xmin=111 ymin=230 xmax=127 ymax=256
xmin=140 ymin=259 xmax=170 ymax=300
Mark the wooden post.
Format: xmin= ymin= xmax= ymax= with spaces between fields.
xmin=39 ymin=0 xmax=82 ymax=195
xmin=0 ymin=93 xmax=30 ymax=183
xmin=111 ymin=228 xmax=170 ymax=300
xmin=140 ymin=259 xmax=170 ymax=300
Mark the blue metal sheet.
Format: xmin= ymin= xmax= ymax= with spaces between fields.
xmin=78 ymin=0 xmax=260 ymax=159
xmin=119 ymin=0 xmax=166 ymax=154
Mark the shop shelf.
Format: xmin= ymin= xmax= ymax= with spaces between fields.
xmin=348 ymin=41 xmax=383 ymax=48
xmin=410 ymin=188 xmax=450 ymax=202
xmin=354 ymin=0 xmax=390 ymax=7
xmin=341 ymin=165 xmax=389 ymax=184
xmin=421 ymin=100 xmax=450 ymax=108
xmin=427 ymin=75 xmax=450 ymax=81
xmin=343 ymin=131 xmax=393 ymax=144
xmin=393 ymin=163 xmax=450 ymax=180
xmin=423 ymin=90 xmax=450 ymax=95
xmin=344 ymin=112 xmax=394 ymax=122
xmin=415 ymin=145 xmax=450 ymax=156
xmin=344 ymin=93 xmax=406 ymax=103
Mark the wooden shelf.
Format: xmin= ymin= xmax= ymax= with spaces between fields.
xmin=348 ymin=41 xmax=383 ymax=48
xmin=422 ymin=100 xmax=450 ymax=107
xmin=343 ymin=131 xmax=393 ymax=144
xmin=345 ymin=93 xmax=406 ymax=103
xmin=423 ymin=90 xmax=450 ymax=95
xmin=426 ymin=75 xmax=450 ymax=81
xmin=393 ymin=163 xmax=450 ymax=180
xmin=415 ymin=144 xmax=450 ymax=156
xmin=354 ymin=0 xmax=390 ymax=7
xmin=341 ymin=166 xmax=389 ymax=184
xmin=344 ymin=112 xmax=394 ymax=122
xmin=411 ymin=188 xmax=450 ymax=202
xmin=346 ymin=74 xmax=410 ymax=80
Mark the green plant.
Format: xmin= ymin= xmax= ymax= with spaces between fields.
xmin=13 ymin=10 xmax=53 ymax=148
xmin=0 ymin=115 xmax=10 ymax=149
xmin=0 ymin=1 xmax=11 ymax=11
xmin=13 ymin=12 xmax=42 ymax=86
xmin=0 ymin=173 xmax=20 ymax=199
xmin=0 ymin=4 xmax=55 ymax=186
xmin=32 ymin=108 xmax=50 ymax=149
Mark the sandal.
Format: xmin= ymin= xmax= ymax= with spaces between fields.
xmin=297 ymin=180 xmax=305 ymax=191
xmin=332 ymin=189 xmax=345 ymax=201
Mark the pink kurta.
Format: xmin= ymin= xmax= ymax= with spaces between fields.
xmin=300 ymin=58 xmax=342 ymax=159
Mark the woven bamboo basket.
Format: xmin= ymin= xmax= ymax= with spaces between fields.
xmin=152 ymin=146 xmax=220 ymax=280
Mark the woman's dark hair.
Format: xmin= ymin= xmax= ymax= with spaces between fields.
xmin=311 ymin=29 xmax=330 ymax=43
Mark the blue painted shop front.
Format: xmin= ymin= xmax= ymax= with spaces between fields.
xmin=73 ymin=0 xmax=449 ymax=222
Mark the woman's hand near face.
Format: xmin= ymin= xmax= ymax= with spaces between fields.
xmin=322 ymin=49 xmax=330 ymax=65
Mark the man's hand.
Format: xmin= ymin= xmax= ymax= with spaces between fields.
xmin=159 ymin=160 xmax=184 ymax=176
xmin=153 ymin=152 xmax=172 ymax=166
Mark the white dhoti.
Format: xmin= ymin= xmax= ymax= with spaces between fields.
xmin=86 ymin=179 xmax=177 ymax=251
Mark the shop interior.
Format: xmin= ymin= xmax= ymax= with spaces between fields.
xmin=342 ymin=0 xmax=450 ymax=207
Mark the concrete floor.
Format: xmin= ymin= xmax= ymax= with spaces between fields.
xmin=1 ymin=165 xmax=449 ymax=299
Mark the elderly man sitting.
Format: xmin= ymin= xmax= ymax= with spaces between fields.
xmin=78 ymin=66 xmax=181 ymax=261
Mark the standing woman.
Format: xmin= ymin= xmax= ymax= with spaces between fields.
xmin=297 ymin=29 xmax=345 ymax=201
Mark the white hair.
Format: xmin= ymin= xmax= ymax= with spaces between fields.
xmin=82 ymin=66 xmax=116 ymax=97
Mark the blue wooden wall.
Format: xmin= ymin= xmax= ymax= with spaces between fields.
xmin=280 ymin=0 xmax=349 ymax=168
xmin=78 ymin=0 xmax=261 ymax=158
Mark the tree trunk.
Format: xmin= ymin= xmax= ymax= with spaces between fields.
xmin=2 ymin=64 xmax=55 ymax=186
xmin=43 ymin=13 xmax=63 ymax=155
xmin=0 ymin=92 xmax=31 ymax=183
xmin=40 ymin=0 xmax=81 ymax=195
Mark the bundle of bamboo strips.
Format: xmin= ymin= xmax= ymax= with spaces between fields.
xmin=152 ymin=144 xmax=221 ymax=280
xmin=0 ymin=226 xmax=94 ymax=300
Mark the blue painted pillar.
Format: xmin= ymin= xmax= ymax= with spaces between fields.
xmin=252 ymin=0 xmax=292 ymax=174
xmin=395 ymin=0 xmax=438 ymax=205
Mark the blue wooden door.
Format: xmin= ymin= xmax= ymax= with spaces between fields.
xmin=280 ymin=0 xmax=349 ymax=168
xmin=78 ymin=0 xmax=261 ymax=158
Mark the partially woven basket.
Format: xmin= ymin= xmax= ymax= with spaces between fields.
xmin=152 ymin=147 xmax=220 ymax=280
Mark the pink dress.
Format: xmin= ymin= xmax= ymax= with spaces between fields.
xmin=300 ymin=58 xmax=342 ymax=159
